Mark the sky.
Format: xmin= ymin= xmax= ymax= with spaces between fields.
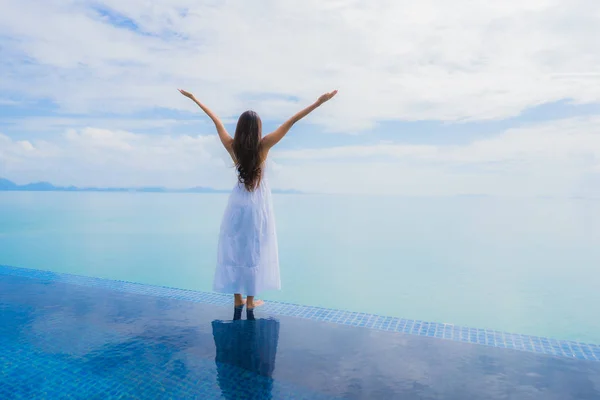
xmin=1 ymin=0 xmax=600 ymax=196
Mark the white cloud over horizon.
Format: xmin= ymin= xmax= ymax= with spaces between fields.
xmin=1 ymin=0 xmax=600 ymax=196
xmin=0 ymin=127 xmax=233 ymax=188
xmin=272 ymin=117 xmax=600 ymax=197
xmin=2 ymin=116 xmax=599 ymax=197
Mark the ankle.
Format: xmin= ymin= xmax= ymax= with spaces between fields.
xmin=234 ymin=294 xmax=244 ymax=306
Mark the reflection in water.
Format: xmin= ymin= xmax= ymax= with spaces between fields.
xmin=212 ymin=313 xmax=280 ymax=400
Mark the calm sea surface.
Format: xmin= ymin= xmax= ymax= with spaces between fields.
xmin=1 ymin=192 xmax=599 ymax=343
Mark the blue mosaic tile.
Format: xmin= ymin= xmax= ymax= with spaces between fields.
xmin=1 ymin=264 xmax=598 ymax=363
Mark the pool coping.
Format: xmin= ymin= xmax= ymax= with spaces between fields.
xmin=1 ymin=264 xmax=598 ymax=362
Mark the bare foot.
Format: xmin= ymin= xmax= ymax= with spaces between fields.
xmin=247 ymin=299 xmax=264 ymax=310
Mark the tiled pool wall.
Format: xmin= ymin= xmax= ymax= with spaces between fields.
xmin=1 ymin=264 xmax=599 ymax=362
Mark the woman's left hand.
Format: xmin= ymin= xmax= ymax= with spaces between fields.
xmin=178 ymin=89 xmax=195 ymax=100
xmin=317 ymin=90 xmax=338 ymax=105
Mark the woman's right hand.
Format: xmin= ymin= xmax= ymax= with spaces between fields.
xmin=178 ymin=89 xmax=196 ymax=100
xmin=317 ymin=90 xmax=338 ymax=105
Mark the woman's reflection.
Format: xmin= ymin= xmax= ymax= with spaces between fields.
xmin=211 ymin=309 xmax=280 ymax=400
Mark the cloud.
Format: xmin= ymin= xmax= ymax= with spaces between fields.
xmin=1 ymin=117 xmax=599 ymax=197
xmin=270 ymin=117 xmax=600 ymax=197
xmin=0 ymin=127 xmax=235 ymax=188
xmin=1 ymin=116 xmax=202 ymax=134
xmin=1 ymin=0 xmax=600 ymax=132
xmin=275 ymin=117 xmax=600 ymax=166
xmin=1 ymin=1 xmax=600 ymax=197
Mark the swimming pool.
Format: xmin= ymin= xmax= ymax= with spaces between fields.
xmin=1 ymin=265 xmax=599 ymax=399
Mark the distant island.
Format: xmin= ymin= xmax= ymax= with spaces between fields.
xmin=0 ymin=178 xmax=304 ymax=194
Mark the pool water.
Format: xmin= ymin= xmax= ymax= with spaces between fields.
xmin=1 ymin=266 xmax=599 ymax=399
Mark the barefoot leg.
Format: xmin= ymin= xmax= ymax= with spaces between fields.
xmin=234 ymin=293 xmax=246 ymax=307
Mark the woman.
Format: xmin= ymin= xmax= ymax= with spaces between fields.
xmin=179 ymin=88 xmax=338 ymax=316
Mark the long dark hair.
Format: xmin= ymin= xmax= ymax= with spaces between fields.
xmin=232 ymin=110 xmax=263 ymax=191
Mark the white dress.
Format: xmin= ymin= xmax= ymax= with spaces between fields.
xmin=213 ymin=162 xmax=281 ymax=296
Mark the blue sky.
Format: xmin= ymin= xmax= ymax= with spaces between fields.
xmin=1 ymin=0 xmax=600 ymax=196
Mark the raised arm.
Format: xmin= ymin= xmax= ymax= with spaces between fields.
xmin=178 ymin=89 xmax=233 ymax=152
xmin=261 ymin=90 xmax=338 ymax=150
